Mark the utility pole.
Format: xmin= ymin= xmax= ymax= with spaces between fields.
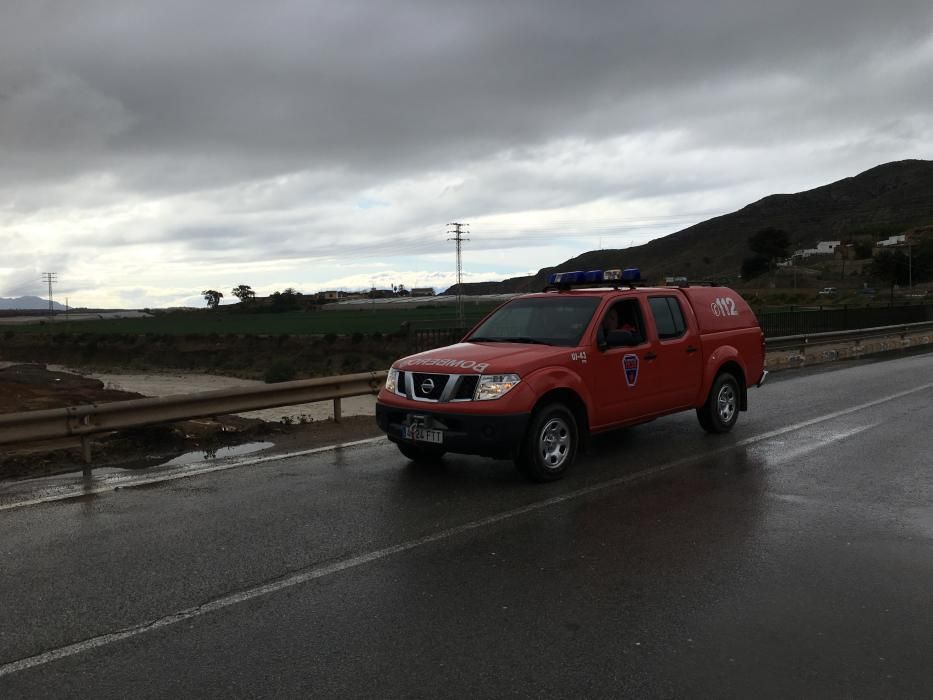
xmin=41 ymin=272 xmax=57 ymax=316
xmin=447 ymin=222 xmax=470 ymax=328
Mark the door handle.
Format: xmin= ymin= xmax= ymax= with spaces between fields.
xmin=686 ymin=346 xmax=698 ymax=354
xmin=644 ymin=352 xmax=657 ymax=361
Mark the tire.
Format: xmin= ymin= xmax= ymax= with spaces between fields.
xmin=396 ymin=441 xmax=446 ymax=463
xmin=697 ymin=372 xmax=740 ymax=434
xmin=516 ymin=403 xmax=578 ymax=482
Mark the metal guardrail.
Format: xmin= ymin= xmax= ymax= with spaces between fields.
xmin=2 ymin=320 xmax=933 ymax=461
xmin=0 ymin=371 xmax=387 ymax=450
xmin=765 ymin=321 xmax=933 ymax=351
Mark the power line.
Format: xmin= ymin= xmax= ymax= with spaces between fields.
xmin=447 ymin=222 xmax=470 ymax=327
xmin=40 ymin=272 xmax=57 ymax=316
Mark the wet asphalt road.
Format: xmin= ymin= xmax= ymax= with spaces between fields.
xmin=2 ymin=352 xmax=933 ymax=698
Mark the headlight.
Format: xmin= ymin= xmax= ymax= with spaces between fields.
xmin=474 ymin=374 xmax=521 ymax=401
xmin=385 ymin=368 xmax=399 ymax=393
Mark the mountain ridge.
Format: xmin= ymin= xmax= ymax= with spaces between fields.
xmin=447 ymin=159 xmax=933 ymax=294
xmin=0 ymin=296 xmax=67 ymax=311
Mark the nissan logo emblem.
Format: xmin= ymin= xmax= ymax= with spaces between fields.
xmin=420 ymin=378 xmax=435 ymax=394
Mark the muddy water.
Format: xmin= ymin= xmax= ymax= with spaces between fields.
xmin=45 ymin=365 xmax=377 ymax=422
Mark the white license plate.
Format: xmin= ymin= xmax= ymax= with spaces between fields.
xmin=403 ymin=426 xmax=444 ymax=444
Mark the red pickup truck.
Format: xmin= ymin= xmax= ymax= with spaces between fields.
xmin=376 ymin=269 xmax=767 ymax=481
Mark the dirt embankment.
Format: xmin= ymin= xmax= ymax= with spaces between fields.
xmin=0 ymin=363 xmax=382 ymax=481
xmin=0 ymin=363 xmax=144 ymax=413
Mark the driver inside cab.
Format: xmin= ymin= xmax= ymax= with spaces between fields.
xmin=600 ymin=303 xmax=643 ymax=344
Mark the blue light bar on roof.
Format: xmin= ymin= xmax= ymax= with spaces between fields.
xmin=547 ymin=267 xmax=641 ymax=287
xmin=547 ymin=270 xmax=584 ymax=285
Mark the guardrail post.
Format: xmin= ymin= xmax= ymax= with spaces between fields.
xmin=81 ymin=436 xmax=92 ymax=474
xmin=333 ymin=397 xmax=342 ymax=423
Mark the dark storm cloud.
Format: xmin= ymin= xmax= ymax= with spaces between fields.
xmin=1 ymin=0 xmax=932 ymax=304
xmin=1 ymin=0 xmax=931 ymax=193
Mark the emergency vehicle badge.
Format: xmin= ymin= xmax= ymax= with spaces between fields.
xmin=623 ymin=353 xmax=639 ymax=387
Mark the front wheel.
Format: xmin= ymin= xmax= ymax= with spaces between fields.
xmin=396 ymin=442 xmax=446 ymax=463
xmin=516 ymin=403 xmax=578 ymax=482
xmin=697 ymin=372 xmax=740 ymax=434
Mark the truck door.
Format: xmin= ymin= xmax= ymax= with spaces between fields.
xmin=645 ymin=295 xmax=702 ymax=409
xmin=586 ymin=298 xmax=658 ymax=427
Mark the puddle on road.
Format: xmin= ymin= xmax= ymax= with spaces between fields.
xmin=159 ymin=441 xmax=274 ymax=467
xmin=0 ymin=441 xmax=277 ymax=509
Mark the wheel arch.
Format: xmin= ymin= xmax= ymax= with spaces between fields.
xmin=716 ymin=360 xmax=748 ymax=411
xmin=531 ymin=387 xmax=590 ymax=449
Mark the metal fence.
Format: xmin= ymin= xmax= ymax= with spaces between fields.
xmin=407 ymin=319 xmax=479 ymax=352
xmin=757 ymin=303 xmax=932 ymax=337
xmin=411 ymin=303 xmax=933 ymax=349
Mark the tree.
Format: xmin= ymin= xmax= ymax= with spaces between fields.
xmin=871 ymin=251 xmax=910 ymax=288
xmin=749 ymin=227 xmax=791 ymax=262
xmin=269 ymin=288 xmax=301 ymax=312
xmin=872 ymin=241 xmax=933 ymax=288
xmin=231 ymin=284 xmax=256 ymax=304
xmin=853 ymin=240 xmax=874 ymax=259
xmin=741 ymin=256 xmax=770 ymax=281
xmin=201 ymin=289 xmax=223 ymax=309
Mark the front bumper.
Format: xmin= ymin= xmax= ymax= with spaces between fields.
xmin=757 ymin=369 xmax=769 ymax=388
xmin=375 ymin=401 xmax=530 ymax=459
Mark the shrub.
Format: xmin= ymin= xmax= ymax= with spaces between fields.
xmin=264 ymin=359 xmax=297 ymax=384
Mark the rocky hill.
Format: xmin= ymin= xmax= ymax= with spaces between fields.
xmin=448 ymin=159 xmax=933 ymax=294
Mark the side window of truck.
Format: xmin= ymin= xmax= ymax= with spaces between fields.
xmin=599 ymin=299 xmax=646 ymax=343
xmin=648 ymin=296 xmax=687 ymax=340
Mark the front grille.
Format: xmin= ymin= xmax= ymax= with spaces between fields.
xmin=411 ymin=373 xmax=449 ymax=400
xmin=393 ymin=371 xmax=408 ymax=396
xmin=453 ymin=375 xmax=479 ymax=400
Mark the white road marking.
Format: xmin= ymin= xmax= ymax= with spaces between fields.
xmin=759 ymin=423 xmax=878 ymax=465
xmin=1 ymin=381 xmax=931 ymax=677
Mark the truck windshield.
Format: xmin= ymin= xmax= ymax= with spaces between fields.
xmin=466 ymin=296 xmax=600 ymax=347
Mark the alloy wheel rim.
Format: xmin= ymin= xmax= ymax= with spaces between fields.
xmin=539 ymin=417 xmax=571 ymax=469
xmin=718 ymin=384 xmax=736 ymax=423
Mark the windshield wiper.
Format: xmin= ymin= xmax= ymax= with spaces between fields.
xmin=499 ymin=337 xmax=551 ymax=345
xmin=468 ymin=336 xmax=552 ymax=345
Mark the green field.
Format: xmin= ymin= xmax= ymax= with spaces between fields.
xmin=4 ymin=305 xmax=499 ymax=336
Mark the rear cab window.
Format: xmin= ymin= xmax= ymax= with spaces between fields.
xmin=648 ymin=296 xmax=687 ymax=340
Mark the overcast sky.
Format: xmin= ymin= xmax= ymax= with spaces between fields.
xmin=1 ymin=0 xmax=932 ymax=308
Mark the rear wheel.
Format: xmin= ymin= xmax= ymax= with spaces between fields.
xmin=396 ymin=442 xmax=446 ymax=463
xmin=697 ymin=372 xmax=740 ymax=433
xmin=516 ymin=403 xmax=578 ymax=482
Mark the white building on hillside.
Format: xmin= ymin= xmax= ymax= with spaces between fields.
xmin=877 ymin=234 xmax=906 ymax=247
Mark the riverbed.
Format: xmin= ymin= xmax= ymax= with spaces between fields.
xmin=45 ymin=365 xmax=377 ymax=423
